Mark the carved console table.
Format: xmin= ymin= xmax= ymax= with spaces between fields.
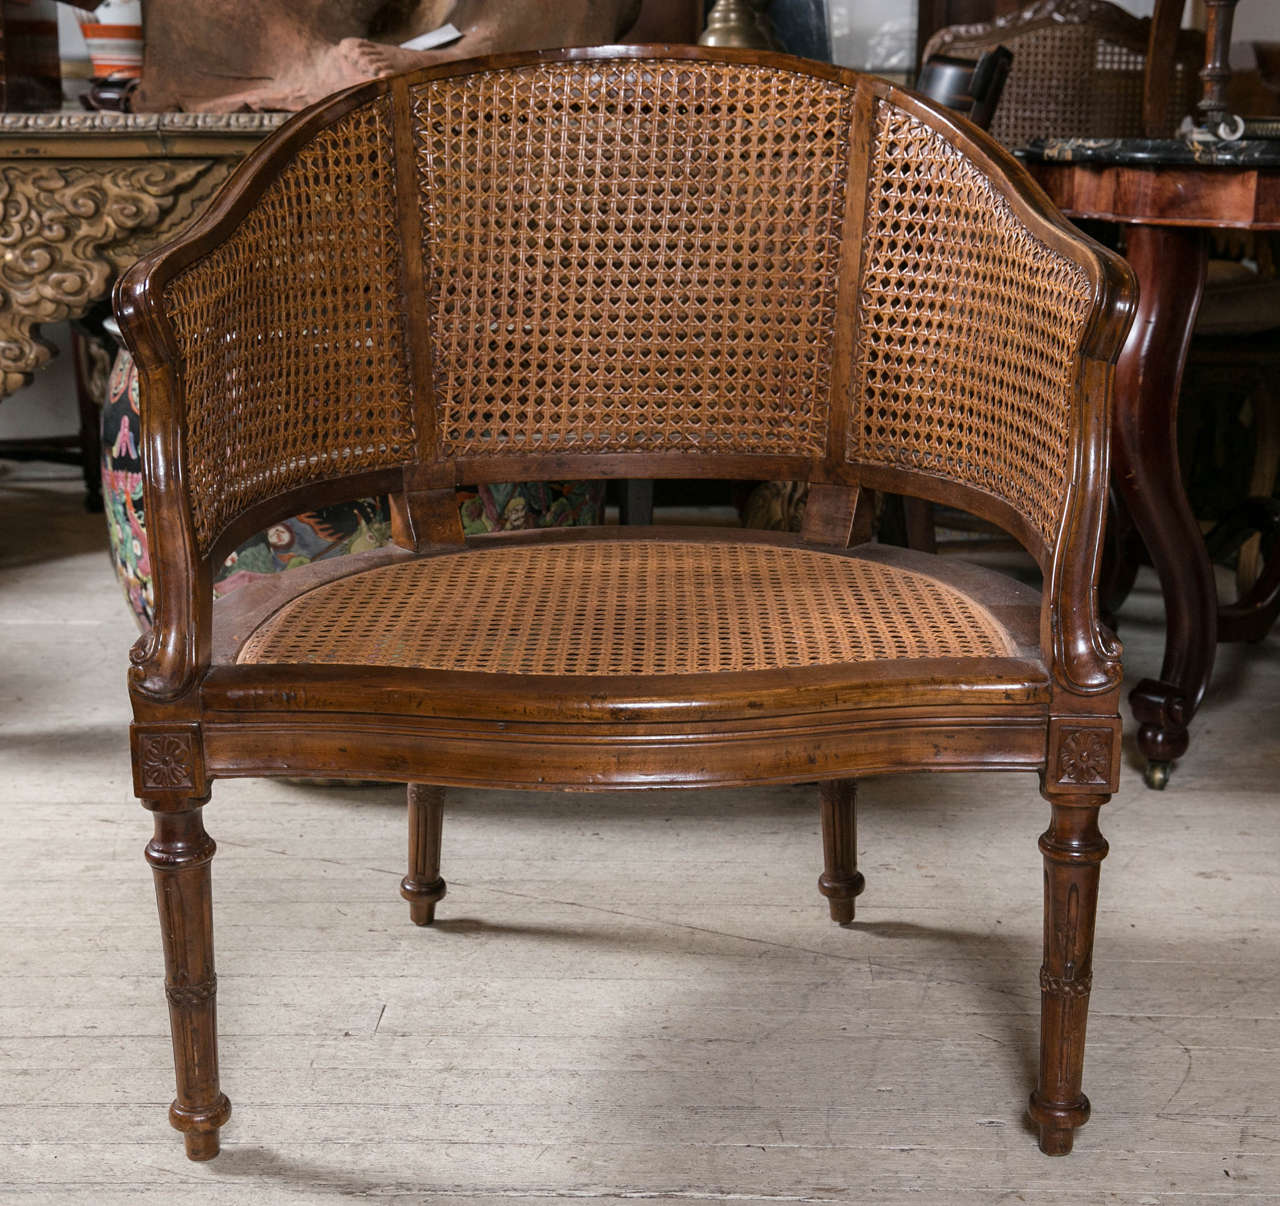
xmin=0 ymin=110 xmax=287 ymax=398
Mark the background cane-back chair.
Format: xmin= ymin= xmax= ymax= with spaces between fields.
xmin=923 ymin=0 xmax=1203 ymax=144
xmin=116 ymin=45 xmax=1135 ymax=1162
xmin=925 ymin=1 xmax=1280 ymax=634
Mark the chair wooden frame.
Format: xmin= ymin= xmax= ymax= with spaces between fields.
xmin=116 ymin=45 xmax=1135 ymax=1162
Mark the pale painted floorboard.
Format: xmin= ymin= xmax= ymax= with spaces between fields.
xmin=2 ymin=467 xmax=1278 ymax=1204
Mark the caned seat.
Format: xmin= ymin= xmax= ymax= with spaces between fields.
xmin=204 ymin=536 xmax=1047 ymax=786
xmin=117 ymin=47 xmax=1136 ymax=1163
xmin=236 ymin=541 xmax=1019 ymax=673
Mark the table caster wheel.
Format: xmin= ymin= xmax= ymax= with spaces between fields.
xmin=1143 ymin=760 xmax=1172 ymax=790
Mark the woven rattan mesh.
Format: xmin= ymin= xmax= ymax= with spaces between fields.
xmin=166 ymin=99 xmax=416 ymax=555
xmin=236 ymin=541 xmax=1015 ymax=674
xmin=940 ymin=21 xmax=1199 ymax=143
xmin=410 ymin=62 xmax=852 ymax=458
xmin=849 ymin=102 xmax=1093 ymax=544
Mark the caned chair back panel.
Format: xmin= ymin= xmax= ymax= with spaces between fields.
xmin=410 ymin=59 xmax=852 ymax=462
xmin=137 ymin=50 xmax=1113 ymax=564
xmin=849 ymin=100 xmax=1094 ymax=546
xmin=163 ymin=98 xmax=418 ymax=557
xmin=923 ymin=0 xmax=1203 ymax=144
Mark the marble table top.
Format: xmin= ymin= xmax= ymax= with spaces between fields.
xmin=1020 ymin=134 xmax=1280 ymax=169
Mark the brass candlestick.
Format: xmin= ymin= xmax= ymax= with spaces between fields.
xmin=699 ymin=0 xmax=774 ymax=51
xmin=1193 ymin=0 xmax=1245 ymax=140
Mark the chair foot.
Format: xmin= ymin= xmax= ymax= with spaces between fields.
xmin=172 ymin=1094 xmax=232 ymax=1161
xmin=402 ymin=878 xmax=446 ymax=926
xmin=1028 ymin=1092 xmax=1090 ymax=1156
xmin=818 ymin=780 xmax=864 ymax=923
xmin=819 ymin=872 xmax=865 ymax=924
xmin=403 ymin=784 xmax=447 ymax=925
xmin=1039 ymin=1128 xmax=1072 ymax=1156
xmin=408 ymin=899 xmax=436 ymax=926
xmin=184 ymin=1131 xmax=220 ymax=1161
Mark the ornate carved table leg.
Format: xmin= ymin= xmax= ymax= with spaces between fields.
xmin=145 ymin=801 xmax=231 ymax=1160
xmin=1029 ymin=791 xmax=1108 ymax=1155
xmin=1112 ymin=224 xmax=1216 ymax=789
xmin=401 ymin=783 xmax=447 ymax=926
xmin=818 ymin=779 xmax=864 ymax=924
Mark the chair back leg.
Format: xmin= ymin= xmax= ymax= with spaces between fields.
xmin=402 ymin=784 xmax=448 ymax=926
xmin=818 ymin=779 xmax=865 ymax=924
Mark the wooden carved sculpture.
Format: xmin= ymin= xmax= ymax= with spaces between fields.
xmin=0 ymin=150 xmax=237 ymax=392
xmin=135 ymin=0 xmax=648 ymax=112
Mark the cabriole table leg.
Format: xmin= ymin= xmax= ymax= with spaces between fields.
xmin=1112 ymin=224 xmax=1217 ymax=789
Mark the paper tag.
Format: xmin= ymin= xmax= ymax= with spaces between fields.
xmin=399 ymin=23 xmax=463 ymax=52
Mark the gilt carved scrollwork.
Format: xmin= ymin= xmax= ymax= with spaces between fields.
xmin=0 ymin=111 xmax=287 ymax=135
xmin=0 ymin=158 xmax=234 ymax=394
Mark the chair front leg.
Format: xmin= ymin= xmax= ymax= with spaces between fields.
xmin=1029 ymin=792 xmax=1109 ymax=1155
xmin=818 ymin=779 xmax=865 ymax=924
xmin=401 ymin=783 xmax=447 ymax=925
xmin=145 ymin=802 xmax=231 ymax=1160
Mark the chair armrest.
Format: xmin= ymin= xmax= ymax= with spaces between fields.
xmin=116 ymin=82 xmax=415 ymax=702
xmin=849 ymin=85 xmax=1137 ymax=697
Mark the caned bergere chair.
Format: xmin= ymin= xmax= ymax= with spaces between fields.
xmin=116 ymin=45 xmax=1135 ymax=1161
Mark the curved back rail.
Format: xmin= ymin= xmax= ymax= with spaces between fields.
xmin=115 ymin=45 xmax=1134 ymax=704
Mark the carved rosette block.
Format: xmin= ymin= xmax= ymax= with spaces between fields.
xmin=0 ymin=157 xmax=233 ymax=395
xmin=133 ymin=725 xmax=207 ymax=798
xmin=1045 ymin=717 xmax=1120 ymax=793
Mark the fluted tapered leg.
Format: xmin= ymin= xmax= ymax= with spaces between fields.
xmin=1029 ymin=792 xmax=1109 ymax=1155
xmin=146 ymin=803 xmax=230 ymax=1161
xmin=401 ymin=783 xmax=447 ymax=925
xmin=818 ymin=779 xmax=864 ymax=924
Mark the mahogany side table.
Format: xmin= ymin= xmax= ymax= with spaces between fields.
xmin=1023 ymin=136 xmax=1280 ymax=787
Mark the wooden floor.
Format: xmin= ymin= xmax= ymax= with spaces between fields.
xmin=3 ymin=465 xmax=1279 ymax=1205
